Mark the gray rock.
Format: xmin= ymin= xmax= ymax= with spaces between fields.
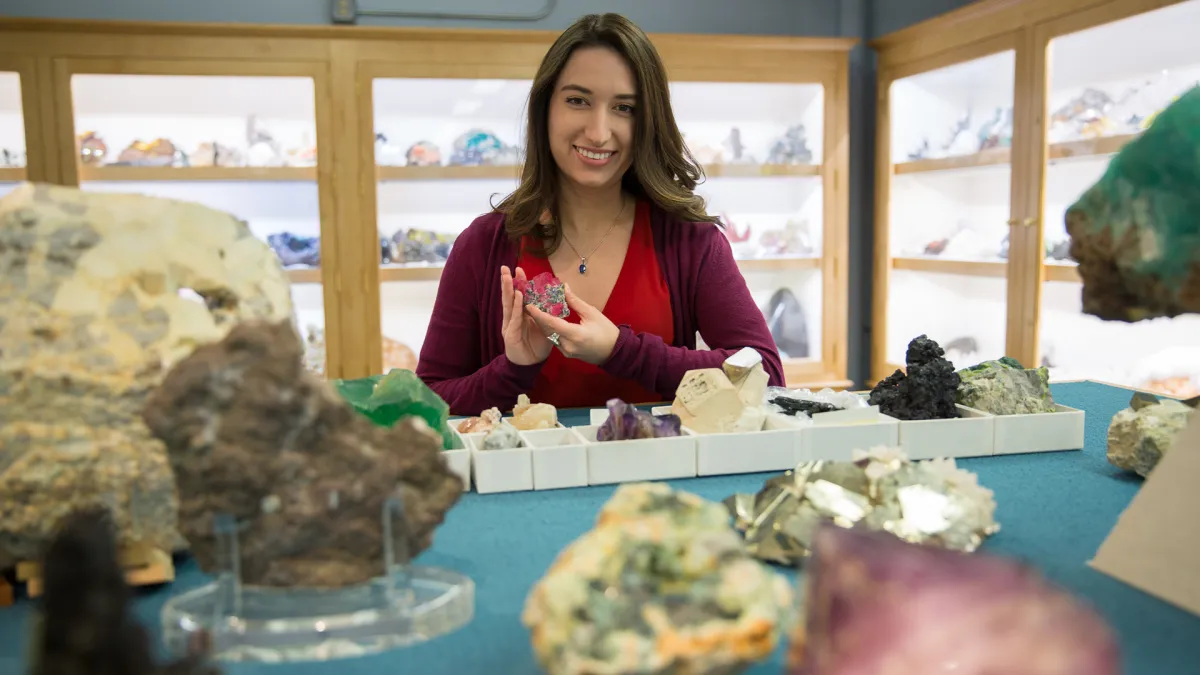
xmin=1107 ymin=399 xmax=1193 ymax=477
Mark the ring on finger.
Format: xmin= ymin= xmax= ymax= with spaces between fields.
xmin=548 ymin=332 xmax=560 ymax=346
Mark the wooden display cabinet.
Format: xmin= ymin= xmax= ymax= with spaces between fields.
xmin=870 ymin=0 xmax=1199 ymax=396
xmin=342 ymin=30 xmax=855 ymax=388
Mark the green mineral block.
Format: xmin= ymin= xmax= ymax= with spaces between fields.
xmin=956 ymin=359 xmax=1057 ymax=416
xmin=1064 ymin=86 xmax=1200 ymax=322
xmin=334 ymin=369 xmax=454 ymax=449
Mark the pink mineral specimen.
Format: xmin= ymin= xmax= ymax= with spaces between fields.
xmin=788 ymin=525 xmax=1120 ymax=675
xmin=514 ymin=271 xmax=569 ymax=318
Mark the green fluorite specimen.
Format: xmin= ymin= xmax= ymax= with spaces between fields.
xmin=956 ymin=357 xmax=1057 ymax=416
xmin=1064 ymin=86 xmax=1200 ymax=321
xmin=335 ymin=369 xmax=456 ymax=449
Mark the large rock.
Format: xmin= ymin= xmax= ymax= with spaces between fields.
xmin=1065 ymin=86 xmax=1200 ymax=321
xmin=142 ymin=320 xmax=464 ymax=588
xmin=1106 ymin=396 xmax=1193 ymax=477
xmin=956 ymin=357 xmax=1057 ymax=415
xmin=0 ymin=183 xmax=292 ymax=568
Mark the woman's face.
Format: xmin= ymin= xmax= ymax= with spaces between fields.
xmin=547 ymin=46 xmax=637 ymax=193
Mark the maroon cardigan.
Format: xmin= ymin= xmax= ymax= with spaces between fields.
xmin=416 ymin=204 xmax=786 ymax=416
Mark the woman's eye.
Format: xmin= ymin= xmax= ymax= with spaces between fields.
xmin=566 ymin=96 xmax=587 ymax=106
xmin=615 ymin=104 xmax=635 ymax=114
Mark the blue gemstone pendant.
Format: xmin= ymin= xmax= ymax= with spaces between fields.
xmin=578 ymin=260 xmax=587 ymax=274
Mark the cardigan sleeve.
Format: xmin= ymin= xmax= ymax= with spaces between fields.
xmin=599 ymin=225 xmax=786 ymax=399
xmin=416 ymin=219 xmax=544 ymax=416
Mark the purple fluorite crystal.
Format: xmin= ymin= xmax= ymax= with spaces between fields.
xmin=596 ymin=399 xmax=681 ymax=442
xmin=787 ymin=525 xmax=1120 ymax=675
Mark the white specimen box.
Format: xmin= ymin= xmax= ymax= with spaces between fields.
xmin=992 ymin=404 xmax=1085 ymax=455
xmin=576 ymin=424 xmax=698 ymax=485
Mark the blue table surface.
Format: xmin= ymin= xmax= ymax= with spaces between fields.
xmin=2 ymin=381 xmax=1199 ymax=674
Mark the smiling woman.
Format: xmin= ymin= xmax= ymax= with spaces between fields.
xmin=415 ymin=13 xmax=785 ymax=416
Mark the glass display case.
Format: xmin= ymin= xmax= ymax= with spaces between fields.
xmin=66 ymin=72 xmax=332 ymax=374
xmin=1037 ymin=0 xmax=1200 ymax=397
xmin=0 ymin=70 xmax=27 ymax=199
xmin=371 ymin=76 xmax=831 ymax=382
xmin=881 ymin=50 xmax=1017 ymax=373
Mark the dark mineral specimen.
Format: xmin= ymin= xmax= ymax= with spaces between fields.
xmin=31 ymin=508 xmax=220 ymax=675
xmin=597 ymin=398 xmax=682 ymax=441
xmin=1064 ymin=86 xmax=1200 ymax=321
xmin=868 ymin=335 xmax=961 ymax=420
xmin=142 ymin=320 xmax=463 ymax=588
xmin=769 ymin=397 xmax=841 ymax=416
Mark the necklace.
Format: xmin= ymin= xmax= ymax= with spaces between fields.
xmin=560 ymin=197 xmax=627 ymax=275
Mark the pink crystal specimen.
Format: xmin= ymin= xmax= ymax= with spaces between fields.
xmin=514 ymin=272 xmax=569 ymax=318
xmin=788 ymin=525 xmax=1120 ymax=675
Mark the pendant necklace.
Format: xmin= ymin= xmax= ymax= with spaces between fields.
xmin=561 ymin=197 xmax=627 ymax=275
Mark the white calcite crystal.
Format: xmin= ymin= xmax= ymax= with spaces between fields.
xmin=0 ymin=183 xmax=294 ymax=568
xmin=672 ymin=351 xmax=772 ymax=435
xmin=511 ymin=393 xmax=557 ymax=430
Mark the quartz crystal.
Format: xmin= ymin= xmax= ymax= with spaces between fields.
xmin=515 ymin=271 xmax=569 ymax=318
xmin=0 ymin=183 xmax=292 ymax=569
xmin=142 ymin=320 xmax=463 ymax=587
xmin=1106 ymin=392 xmax=1194 ymax=477
xmin=787 ymin=525 xmax=1120 ymax=675
xmin=868 ymin=335 xmax=960 ymax=420
xmin=511 ymin=393 xmax=557 ymax=430
xmin=523 ymin=483 xmax=793 ymax=675
xmin=1065 ymin=86 xmax=1200 ymax=320
xmin=597 ymin=398 xmax=682 ymax=441
xmin=335 ymin=369 xmax=455 ymax=449
xmin=724 ymin=446 xmax=999 ymax=565
xmin=457 ymin=407 xmax=502 ymax=434
xmin=956 ymin=356 xmax=1058 ymax=415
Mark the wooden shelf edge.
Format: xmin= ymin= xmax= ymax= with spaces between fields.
xmin=380 ymin=265 xmax=444 ymax=282
xmin=0 ymin=167 xmax=26 ymax=182
xmin=1044 ymin=262 xmax=1080 ymax=283
xmin=891 ymin=256 xmax=1080 ymax=282
xmin=377 ymin=162 xmax=821 ymax=182
xmin=737 ymin=256 xmax=821 ymax=272
xmin=285 ymin=267 xmax=322 ymax=284
xmin=893 ymin=133 xmax=1139 ymax=175
xmin=80 ymin=165 xmax=317 ymax=182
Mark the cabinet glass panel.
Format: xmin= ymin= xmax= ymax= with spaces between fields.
xmin=0 ymin=71 xmax=27 ymax=198
xmin=887 ymin=51 xmax=1016 ymax=369
xmin=374 ymin=78 xmax=824 ymax=372
xmin=1039 ymin=0 xmax=1200 ymax=397
xmin=69 ymin=74 xmax=327 ymax=374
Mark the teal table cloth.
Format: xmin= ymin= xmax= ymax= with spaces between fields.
xmin=1 ymin=381 xmax=1197 ymax=673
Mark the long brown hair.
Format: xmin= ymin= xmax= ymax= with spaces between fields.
xmin=494 ymin=13 xmax=719 ymax=255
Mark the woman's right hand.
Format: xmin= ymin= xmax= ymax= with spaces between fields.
xmin=501 ymin=265 xmax=553 ymax=366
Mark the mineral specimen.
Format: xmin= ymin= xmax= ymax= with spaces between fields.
xmin=725 ymin=446 xmax=998 ymax=565
xmin=335 ymin=369 xmax=455 ymax=449
xmin=523 ymin=483 xmax=793 ymax=675
xmin=482 ymin=422 xmax=522 ymax=450
xmin=458 ymin=407 xmax=502 ymax=434
xmin=868 ymin=335 xmax=961 ymax=420
xmin=956 ymin=356 xmax=1058 ymax=415
xmin=1106 ymin=392 xmax=1195 ymax=477
xmin=0 ymin=183 xmax=293 ymax=569
xmin=1065 ymin=86 xmax=1200 ymax=321
xmin=597 ymin=398 xmax=682 ymax=441
xmin=511 ymin=393 xmax=557 ymax=430
xmin=142 ymin=320 xmax=463 ymax=587
xmin=515 ymin=271 xmax=569 ymax=318
xmin=672 ymin=350 xmax=771 ymax=434
xmin=786 ymin=525 xmax=1120 ymax=675
xmin=30 ymin=508 xmax=221 ymax=675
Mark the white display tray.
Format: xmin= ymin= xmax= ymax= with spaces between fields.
xmin=443 ymin=428 xmax=472 ymax=492
xmin=575 ymin=424 xmax=698 ymax=484
xmin=992 ymin=404 xmax=1085 ymax=455
xmin=896 ymin=405 xmax=995 ymax=460
xmin=804 ymin=411 xmax=900 ymax=461
xmin=460 ymin=432 xmax=533 ymax=494
xmin=524 ymin=427 xmax=589 ymax=490
xmin=693 ymin=427 xmax=802 ymax=476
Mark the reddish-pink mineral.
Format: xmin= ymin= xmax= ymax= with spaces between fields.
xmin=515 ymin=272 xmax=569 ymax=318
xmin=788 ymin=525 xmax=1121 ymax=675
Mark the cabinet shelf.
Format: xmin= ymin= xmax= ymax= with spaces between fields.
xmin=285 ymin=268 xmax=321 ymax=284
xmin=376 ymin=162 xmax=821 ymax=182
xmin=377 ymin=256 xmax=821 ymax=283
xmin=891 ymin=256 xmax=1080 ymax=282
xmin=892 ymin=133 xmax=1138 ymax=175
xmin=79 ymin=166 xmax=317 ymax=182
xmin=0 ymin=167 xmax=26 ymax=181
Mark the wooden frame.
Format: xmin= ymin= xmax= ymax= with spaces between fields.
xmin=869 ymin=0 xmax=1189 ymax=383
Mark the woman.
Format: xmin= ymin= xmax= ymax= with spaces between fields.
xmin=417 ymin=12 xmax=785 ymax=415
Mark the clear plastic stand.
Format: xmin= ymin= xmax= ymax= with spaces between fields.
xmin=160 ymin=498 xmax=474 ymax=662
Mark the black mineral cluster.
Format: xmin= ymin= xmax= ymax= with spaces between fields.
xmin=769 ymin=396 xmax=842 ymax=416
xmin=868 ymin=335 xmax=961 ymax=421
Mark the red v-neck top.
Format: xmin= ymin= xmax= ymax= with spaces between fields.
xmin=518 ymin=200 xmax=675 ymax=408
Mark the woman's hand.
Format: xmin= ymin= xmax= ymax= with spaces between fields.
xmin=501 ymin=266 xmax=553 ymax=366
xmin=526 ymin=284 xmax=620 ymax=365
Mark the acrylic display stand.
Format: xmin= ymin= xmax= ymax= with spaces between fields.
xmin=160 ymin=499 xmax=474 ymax=662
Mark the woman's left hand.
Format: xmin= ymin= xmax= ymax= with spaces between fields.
xmin=525 ymin=284 xmax=620 ymax=365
